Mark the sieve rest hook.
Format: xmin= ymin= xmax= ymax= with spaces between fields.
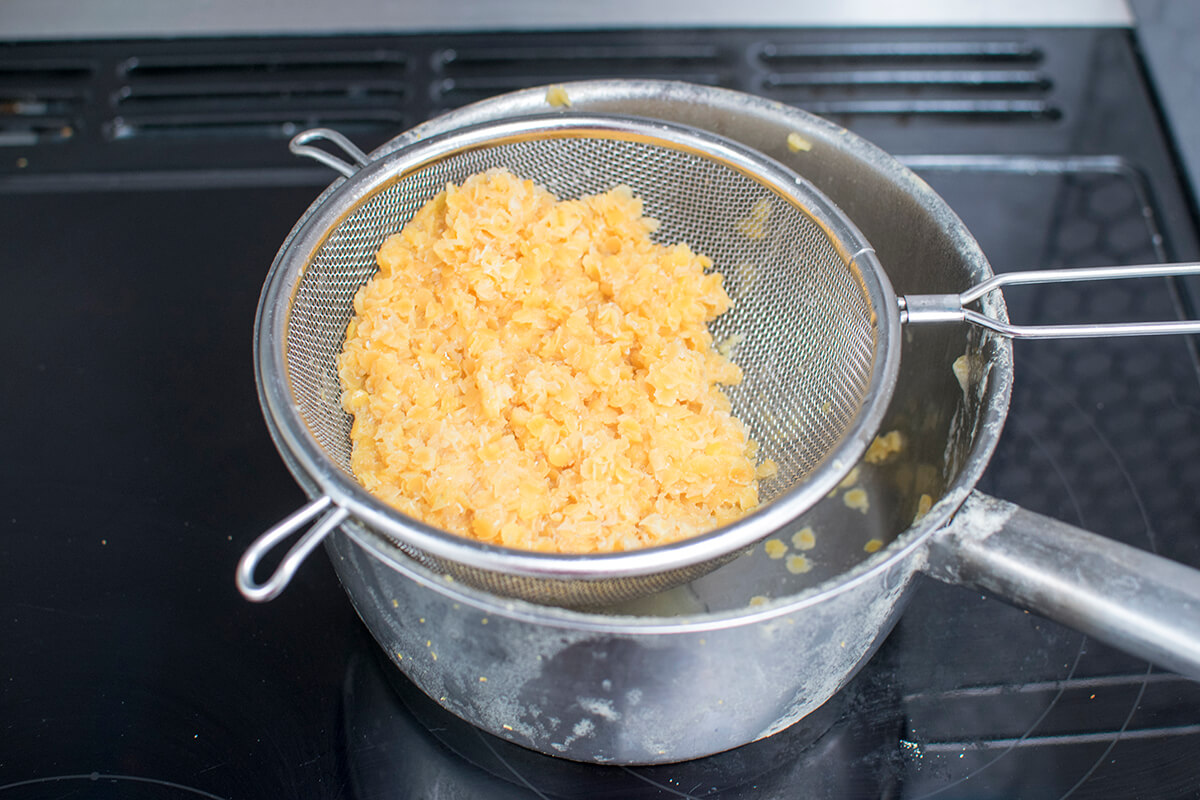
xmin=289 ymin=128 xmax=371 ymax=179
xmin=898 ymin=261 xmax=1200 ymax=339
xmin=236 ymin=496 xmax=350 ymax=602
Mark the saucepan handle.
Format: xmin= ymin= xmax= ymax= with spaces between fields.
xmin=926 ymin=491 xmax=1200 ymax=680
xmin=236 ymin=496 xmax=351 ymax=602
xmin=899 ymin=261 xmax=1200 ymax=338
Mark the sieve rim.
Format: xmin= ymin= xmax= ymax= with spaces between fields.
xmin=255 ymin=112 xmax=902 ymax=582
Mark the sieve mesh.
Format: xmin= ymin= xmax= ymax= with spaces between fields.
xmin=272 ymin=118 xmax=888 ymax=606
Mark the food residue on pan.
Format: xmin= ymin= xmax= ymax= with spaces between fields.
xmin=863 ymin=538 xmax=884 ymax=553
xmin=914 ymin=493 xmax=934 ymax=522
xmin=864 ymin=430 xmax=903 ymax=464
xmin=545 ymin=85 xmax=571 ymax=107
xmin=735 ymin=199 xmax=771 ymax=240
xmin=952 ymin=353 xmax=971 ymax=395
xmin=785 ymin=554 xmax=812 ymax=574
xmin=843 ymin=487 xmax=870 ymax=514
xmin=764 ymin=538 xmax=788 ymax=560
xmin=339 ymin=168 xmax=769 ymax=554
xmin=786 ymin=132 xmax=813 ymax=153
xmin=792 ymin=526 xmax=816 ymax=550
xmin=765 ymin=528 xmax=819 ymax=575
xmin=827 ymin=465 xmax=861 ymax=498
xmin=838 ymin=465 xmax=861 ymax=491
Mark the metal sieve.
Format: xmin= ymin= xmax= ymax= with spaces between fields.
xmin=237 ymin=112 xmax=1200 ymax=608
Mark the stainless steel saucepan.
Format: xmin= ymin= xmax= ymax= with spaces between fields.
xmin=238 ymin=80 xmax=1200 ymax=764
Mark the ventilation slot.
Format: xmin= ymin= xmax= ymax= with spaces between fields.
xmin=756 ymin=39 xmax=1060 ymax=122
xmin=109 ymin=50 xmax=408 ymax=141
xmin=432 ymin=44 xmax=725 ymax=108
xmin=0 ymin=59 xmax=92 ymax=146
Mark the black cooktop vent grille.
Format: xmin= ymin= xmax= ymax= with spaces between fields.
xmin=0 ymin=28 xmax=1095 ymax=177
xmin=754 ymin=38 xmax=1060 ymax=121
xmin=0 ymin=58 xmax=93 ymax=148
xmin=430 ymin=42 xmax=727 ymax=110
xmin=107 ymin=49 xmax=410 ymax=141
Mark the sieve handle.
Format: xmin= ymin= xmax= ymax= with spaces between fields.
xmin=926 ymin=491 xmax=1200 ymax=680
xmin=899 ymin=261 xmax=1200 ymax=339
xmin=289 ymin=128 xmax=371 ymax=178
xmin=236 ymin=496 xmax=350 ymax=602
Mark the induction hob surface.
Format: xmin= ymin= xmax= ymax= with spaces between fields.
xmin=2 ymin=26 xmax=1199 ymax=800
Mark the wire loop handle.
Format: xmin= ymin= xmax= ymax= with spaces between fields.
xmin=289 ymin=128 xmax=371 ymax=178
xmin=236 ymin=497 xmax=350 ymax=602
xmin=899 ymin=262 xmax=1200 ymax=339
